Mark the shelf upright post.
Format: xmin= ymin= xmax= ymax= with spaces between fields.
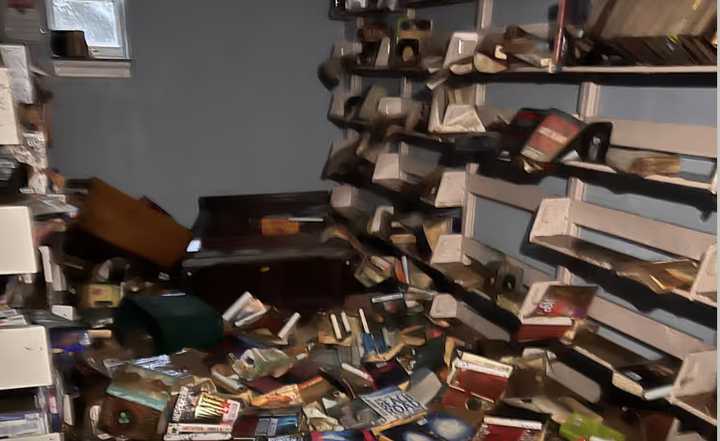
xmin=399 ymin=9 xmax=415 ymax=161
xmin=557 ymin=81 xmax=601 ymax=283
xmin=461 ymin=0 xmax=492 ymax=266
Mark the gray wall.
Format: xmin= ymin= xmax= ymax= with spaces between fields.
xmin=49 ymin=1 xmax=341 ymax=226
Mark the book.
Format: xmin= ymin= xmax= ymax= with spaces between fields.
xmin=360 ymin=387 xmax=426 ymax=426
xmin=513 ymin=324 xmax=573 ymax=343
xmin=612 ymin=359 xmax=680 ymax=400
xmin=167 ymin=387 xmax=241 ymax=434
xmin=474 ymin=405 xmax=548 ymax=441
xmin=380 ymin=412 xmax=475 ymax=441
xmin=473 ymin=423 xmax=544 ymax=441
xmin=99 ymin=395 xmax=161 ymax=441
xmin=524 ymin=285 xmax=596 ymax=320
xmin=232 ymin=412 xmax=301 ymax=438
xmin=447 ymin=352 xmax=513 ymax=403
xmin=0 ymin=411 xmax=48 ymax=439
xmin=364 ymin=361 xmax=410 ymax=389
xmin=164 ymin=433 xmax=231 ymax=440
xmin=605 ymin=148 xmax=681 ymax=177
xmin=310 ymin=430 xmax=377 ymax=441
xmin=521 ymin=110 xmax=584 ymax=165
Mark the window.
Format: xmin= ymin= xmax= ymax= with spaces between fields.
xmin=45 ymin=0 xmax=129 ymax=59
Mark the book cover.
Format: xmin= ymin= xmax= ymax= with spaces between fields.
xmin=163 ymin=433 xmax=231 ymax=440
xmin=360 ymin=387 xmax=425 ymax=425
xmin=168 ymin=387 xmax=241 ymax=434
xmin=513 ymin=324 xmax=572 ymax=343
xmin=364 ymin=361 xmax=409 ymax=389
xmin=522 ymin=111 xmax=584 ymax=163
xmin=447 ymin=353 xmax=513 ymax=403
xmin=310 ymin=430 xmax=377 ymax=441
xmin=473 ymin=423 xmax=543 ymax=441
xmin=612 ymin=359 xmax=679 ymax=399
xmin=381 ymin=413 xmax=475 ymax=441
xmin=0 ymin=411 xmax=48 ymax=439
xmin=525 ymin=285 xmax=596 ymax=319
xmin=232 ymin=412 xmax=301 ymax=438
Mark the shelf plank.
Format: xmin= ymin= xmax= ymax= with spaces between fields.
xmin=588 ymin=297 xmax=714 ymax=360
xmin=347 ymin=64 xmax=433 ymax=79
xmin=330 ymin=0 xmax=476 ymax=19
xmin=454 ymin=65 xmax=716 ymax=85
xmin=563 ymin=161 xmax=715 ymax=193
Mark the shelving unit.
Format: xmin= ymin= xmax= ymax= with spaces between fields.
xmin=530 ymin=197 xmax=717 ymax=307
xmin=323 ymin=0 xmax=717 ymax=431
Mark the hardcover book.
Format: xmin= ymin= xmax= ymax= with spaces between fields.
xmin=360 ymin=387 xmax=426 ymax=426
xmin=612 ymin=359 xmax=680 ymax=400
xmin=167 ymin=387 xmax=242 ymax=434
xmin=380 ymin=412 xmax=475 ymax=441
xmin=447 ymin=353 xmax=513 ymax=403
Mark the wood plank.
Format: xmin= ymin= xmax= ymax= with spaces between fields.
xmin=467 ymin=173 xmax=547 ymax=212
xmin=587 ymin=296 xmax=714 ymax=359
xmin=564 ymin=160 xmax=714 ymax=191
xmin=463 ymin=237 xmax=553 ymax=286
xmin=584 ymin=118 xmax=716 ymax=158
xmin=569 ymin=200 xmax=715 ymax=260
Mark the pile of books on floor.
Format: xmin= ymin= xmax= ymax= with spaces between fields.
xmin=51 ymin=287 xmax=707 ymax=441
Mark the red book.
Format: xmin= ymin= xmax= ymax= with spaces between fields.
xmin=513 ymin=324 xmax=572 ymax=343
xmin=452 ymin=369 xmax=509 ymax=402
xmin=474 ymin=423 xmax=543 ymax=441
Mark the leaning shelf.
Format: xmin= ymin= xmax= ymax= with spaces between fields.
xmin=330 ymin=0 xmax=476 ymax=20
xmin=346 ymin=64 xmax=434 ymax=79
xmin=451 ymin=64 xmax=717 ymax=85
xmin=529 ymin=198 xmax=717 ymax=308
xmin=562 ymin=160 xmax=717 ymax=194
xmin=329 ymin=116 xmax=456 ymax=153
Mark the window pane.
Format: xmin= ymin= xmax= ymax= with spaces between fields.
xmin=52 ymin=0 xmax=120 ymax=48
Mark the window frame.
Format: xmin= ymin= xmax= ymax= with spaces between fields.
xmin=45 ymin=0 xmax=130 ymax=60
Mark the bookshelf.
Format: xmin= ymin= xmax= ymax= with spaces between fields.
xmin=323 ymin=0 xmax=717 ymax=430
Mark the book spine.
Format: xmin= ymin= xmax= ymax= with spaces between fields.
xmin=105 ymin=384 xmax=167 ymax=412
xmin=454 ymin=359 xmax=513 ymax=378
xmin=164 ymin=433 xmax=232 ymax=440
xmin=277 ymin=313 xmax=301 ymax=341
xmin=167 ymin=423 xmax=232 ymax=434
xmin=222 ymin=292 xmax=253 ymax=322
xmin=483 ymin=416 xmax=543 ymax=431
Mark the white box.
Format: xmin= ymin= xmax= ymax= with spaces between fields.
xmin=9 ymin=434 xmax=62 ymax=441
xmin=0 ymin=326 xmax=53 ymax=390
xmin=0 ymin=206 xmax=37 ymax=275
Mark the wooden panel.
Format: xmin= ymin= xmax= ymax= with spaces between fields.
xmin=587 ymin=297 xmax=714 ymax=359
xmin=671 ymin=351 xmax=716 ymax=397
xmin=76 ymin=179 xmax=192 ymax=268
xmin=434 ymin=170 xmax=466 ymax=208
xmin=669 ymin=350 xmax=717 ymax=426
xmin=400 ymin=152 xmax=438 ymax=178
xmin=584 ymin=117 xmax=717 ymax=158
xmin=431 ymin=234 xmax=464 ymax=264
xmin=462 ymin=237 xmax=553 ymax=286
xmin=467 ymin=173 xmax=547 ymax=212
xmin=372 ymin=153 xmax=404 ymax=181
xmin=563 ymin=160 xmax=714 ymax=192
xmin=691 ymin=244 xmax=717 ymax=306
xmin=569 ymin=200 xmax=715 ymax=260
